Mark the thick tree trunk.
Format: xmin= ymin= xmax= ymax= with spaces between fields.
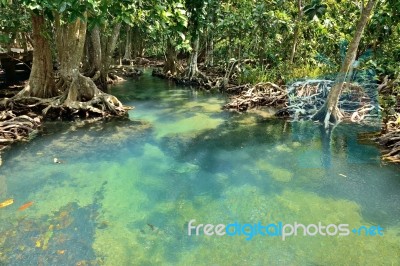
xmin=54 ymin=13 xmax=95 ymax=102
xmin=312 ymin=0 xmax=376 ymax=129
xmin=290 ymin=0 xmax=303 ymax=64
xmin=49 ymin=13 xmax=126 ymax=117
xmin=123 ymin=25 xmax=132 ymax=64
xmin=187 ymin=34 xmax=199 ymax=79
xmin=163 ymin=38 xmax=177 ymax=75
xmin=55 ymin=14 xmax=86 ymax=86
xmin=18 ymin=13 xmax=56 ymax=98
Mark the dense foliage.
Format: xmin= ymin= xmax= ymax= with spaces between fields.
xmin=0 ymin=0 xmax=398 ymax=84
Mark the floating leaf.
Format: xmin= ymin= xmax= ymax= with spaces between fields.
xmin=18 ymin=201 xmax=34 ymax=211
xmin=0 ymin=198 xmax=13 ymax=208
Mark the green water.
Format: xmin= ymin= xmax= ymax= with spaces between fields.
xmin=0 ymin=73 xmax=400 ymax=265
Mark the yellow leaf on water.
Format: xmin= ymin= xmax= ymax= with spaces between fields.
xmin=57 ymin=250 xmax=65 ymax=255
xmin=0 ymin=198 xmax=14 ymax=208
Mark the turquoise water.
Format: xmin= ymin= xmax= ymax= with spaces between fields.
xmin=0 ymin=73 xmax=400 ymax=265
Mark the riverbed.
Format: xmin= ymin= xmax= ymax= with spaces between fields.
xmin=0 ymin=73 xmax=399 ymax=265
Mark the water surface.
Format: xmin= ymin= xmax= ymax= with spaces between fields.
xmin=0 ymin=73 xmax=399 ymax=265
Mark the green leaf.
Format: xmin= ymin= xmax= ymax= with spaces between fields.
xmin=59 ymin=2 xmax=67 ymax=13
xmin=0 ymin=0 xmax=6 ymax=7
xmin=177 ymin=31 xmax=185 ymax=40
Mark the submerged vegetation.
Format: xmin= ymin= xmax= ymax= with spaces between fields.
xmin=0 ymin=0 xmax=400 ymax=264
xmin=0 ymin=0 xmax=399 ymax=159
xmin=0 ymin=80 xmax=399 ymax=264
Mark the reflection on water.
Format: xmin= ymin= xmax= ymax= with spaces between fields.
xmin=0 ymin=73 xmax=400 ymax=265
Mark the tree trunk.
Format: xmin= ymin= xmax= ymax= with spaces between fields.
xmin=83 ymin=26 xmax=102 ymax=80
xmin=290 ymin=0 xmax=303 ymax=64
xmin=55 ymin=14 xmax=85 ymax=81
xmin=18 ymin=13 xmax=56 ymax=98
xmin=81 ymin=32 xmax=91 ymax=73
xmin=163 ymin=38 xmax=177 ymax=75
xmin=123 ymin=25 xmax=132 ymax=64
xmin=50 ymin=12 xmax=126 ymax=117
xmin=205 ymin=0 xmax=216 ymax=67
xmin=187 ymin=33 xmax=199 ymax=79
xmin=8 ymin=13 xmax=127 ymax=119
xmin=54 ymin=13 xmax=96 ymax=102
xmin=205 ymin=34 xmax=214 ymax=67
xmin=134 ymin=27 xmax=145 ymax=58
xmin=312 ymin=0 xmax=376 ymax=129
xmin=132 ymin=26 xmax=139 ymax=58
xmin=99 ymin=23 xmax=122 ymax=91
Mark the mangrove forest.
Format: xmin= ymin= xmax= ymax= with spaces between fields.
xmin=0 ymin=0 xmax=399 ymax=265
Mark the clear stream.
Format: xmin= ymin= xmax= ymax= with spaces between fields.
xmin=0 ymin=73 xmax=399 ymax=265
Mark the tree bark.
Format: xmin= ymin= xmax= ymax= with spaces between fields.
xmin=132 ymin=26 xmax=140 ymax=58
xmin=187 ymin=33 xmax=199 ymax=79
xmin=163 ymin=38 xmax=177 ymax=75
xmin=290 ymin=0 xmax=303 ymax=64
xmin=99 ymin=23 xmax=122 ymax=91
xmin=81 ymin=31 xmax=91 ymax=73
xmin=18 ymin=13 xmax=56 ymax=98
xmin=55 ymin=15 xmax=85 ymax=75
xmin=312 ymin=0 xmax=376 ymax=128
xmin=83 ymin=26 xmax=102 ymax=79
xmin=81 ymin=23 xmax=121 ymax=91
xmin=205 ymin=34 xmax=214 ymax=67
xmin=49 ymin=14 xmax=125 ymax=117
xmin=54 ymin=13 xmax=97 ymax=102
xmin=205 ymin=0 xmax=217 ymax=67
xmin=134 ymin=27 xmax=145 ymax=58
xmin=123 ymin=25 xmax=132 ymax=64
xmin=8 ymin=13 xmax=127 ymax=118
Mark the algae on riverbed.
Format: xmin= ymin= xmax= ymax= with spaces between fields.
xmin=0 ymin=76 xmax=399 ymax=265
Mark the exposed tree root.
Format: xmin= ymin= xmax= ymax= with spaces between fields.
xmin=0 ymin=110 xmax=42 ymax=152
xmin=377 ymin=129 xmax=400 ymax=163
xmin=152 ymin=67 xmax=240 ymax=91
xmin=0 ymin=73 xmax=132 ymax=152
xmin=376 ymin=110 xmax=400 ymax=163
xmin=274 ymin=80 xmax=378 ymax=124
xmin=311 ymin=103 xmax=344 ymax=129
xmin=223 ymin=82 xmax=287 ymax=111
xmin=50 ymin=72 xmax=132 ymax=118
xmin=109 ymin=65 xmax=143 ymax=79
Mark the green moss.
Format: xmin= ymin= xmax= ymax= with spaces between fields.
xmin=155 ymin=113 xmax=224 ymax=138
xmin=256 ymin=161 xmax=293 ymax=183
